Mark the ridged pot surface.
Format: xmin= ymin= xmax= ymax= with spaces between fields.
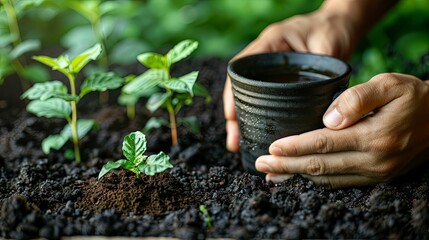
xmin=228 ymin=52 xmax=351 ymax=176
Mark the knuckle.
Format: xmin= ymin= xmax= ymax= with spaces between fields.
xmin=261 ymin=22 xmax=281 ymax=35
xmin=306 ymin=157 xmax=325 ymax=176
xmin=341 ymin=86 xmax=368 ymax=114
xmin=373 ymin=73 xmax=420 ymax=97
xmin=314 ymin=134 xmax=333 ymax=154
xmin=372 ymin=164 xmax=396 ymax=182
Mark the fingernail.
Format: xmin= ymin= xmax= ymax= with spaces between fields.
xmin=267 ymin=174 xmax=294 ymax=183
xmin=324 ymin=107 xmax=343 ymax=127
xmin=270 ymin=146 xmax=283 ymax=156
xmin=255 ymin=159 xmax=272 ymax=173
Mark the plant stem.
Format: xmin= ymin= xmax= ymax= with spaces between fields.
xmin=3 ymin=0 xmax=30 ymax=92
xmin=127 ymin=104 xmax=135 ymax=120
xmin=67 ymin=73 xmax=81 ymax=163
xmin=4 ymin=0 xmax=21 ymax=45
xmin=166 ymin=103 xmax=178 ymax=146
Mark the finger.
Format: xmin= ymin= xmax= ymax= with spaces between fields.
xmin=255 ymin=151 xmax=372 ymax=176
xmin=265 ymin=173 xmax=294 ymax=183
xmin=269 ymin=128 xmax=360 ymax=156
xmin=301 ymin=174 xmax=382 ymax=189
xmin=223 ymin=77 xmax=236 ymax=122
xmin=226 ymin=120 xmax=240 ymax=152
xmin=323 ymin=73 xmax=403 ymax=129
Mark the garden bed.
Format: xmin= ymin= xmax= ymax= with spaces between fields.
xmin=1 ymin=57 xmax=428 ymax=240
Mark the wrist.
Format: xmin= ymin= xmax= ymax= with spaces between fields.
xmin=319 ymin=0 xmax=397 ymax=40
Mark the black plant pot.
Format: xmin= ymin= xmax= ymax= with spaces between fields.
xmin=227 ymin=52 xmax=351 ymax=177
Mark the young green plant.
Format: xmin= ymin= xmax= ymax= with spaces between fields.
xmin=0 ymin=0 xmax=48 ymax=89
xmin=199 ymin=204 xmax=213 ymax=229
xmin=98 ymin=131 xmax=172 ymax=179
xmin=121 ymin=39 xmax=210 ymax=145
xmin=21 ymin=44 xmax=123 ymax=163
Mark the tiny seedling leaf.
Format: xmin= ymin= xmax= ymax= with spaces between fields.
xmin=142 ymin=117 xmax=169 ymax=133
xmin=21 ymin=81 xmax=67 ymax=100
xmin=42 ymin=134 xmax=68 ymax=154
xmin=80 ymin=72 xmax=123 ymax=97
xmin=98 ymin=159 xmax=129 ymax=179
xmin=122 ymin=131 xmax=147 ymax=163
xmin=193 ymin=82 xmax=211 ymax=103
xmin=137 ymin=52 xmax=168 ymax=69
xmin=162 ymin=71 xmax=198 ymax=95
xmin=33 ymin=55 xmax=70 ymax=75
xmin=0 ymin=35 xmax=16 ymax=48
xmin=122 ymin=69 xmax=167 ymax=94
xmin=118 ymin=87 xmax=159 ymax=106
xmin=70 ymin=43 xmax=102 ymax=74
xmin=60 ymin=119 xmax=97 ymax=140
xmin=9 ymin=39 xmax=41 ymax=60
xmin=26 ymin=99 xmax=71 ymax=118
xmin=178 ymin=116 xmax=200 ymax=134
xmin=166 ymin=39 xmax=198 ymax=65
xmin=98 ymin=131 xmax=172 ymax=179
xmin=138 ymin=151 xmax=172 ymax=176
xmin=146 ymin=92 xmax=171 ymax=112
xmin=21 ymin=64 xmax=50 ymax=83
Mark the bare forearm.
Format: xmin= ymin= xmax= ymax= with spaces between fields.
xmin=320 ymin=0 xmax=398 ymax=40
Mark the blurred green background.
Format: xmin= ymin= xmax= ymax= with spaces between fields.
xmin=1 ymin=0 xmax=428 ymax=89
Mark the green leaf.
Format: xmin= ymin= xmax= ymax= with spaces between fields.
xmin=27 ymin=99 xmax=71 ymax=118
xmin=193 ymin=82 xmax=211 ymax=103
xmin=64 ymin=149 xmax=75 ymax=160
xmin=80 ymin=72 xmax=123 ymax=97
xmin=60 ymin=119 xmax=96 ymax=140
xmin=138 ymin=151 xmax=172 ymax=176
xmin=118 ymin=93 xmax=139 ymax=106
xmin=66 ymin=0 xmax=101 ymax=23
xmin=110 ymin=39 xmax=151 ymax=65
xmin=21 ymin=64 xmax=50 ymax=83
xmin=142 ymin=117 xmax=169 ymax=133
xmin=178 ymin=116 xmax=200 ymax=134
xmin=42 ymin=134 xmax=68 ymax=154
xmin=162 ymin=71 xmax=198 ymax=95
xmin=9 ymin=39 xmax=41 ymax=60
xmin=0 ymin=35 xmax=16 ymax=48
xmin=33 ymin=55 xmax=70 ymax=76
xmin=118 ymin=87 xmax=159 ymax=106
xmin=70 ymin=43 xmax=102 ymax=74
xmin=21 ymin=81 xmax=66 ymax=100
xmin=122 ymin=69 xmax=167 ymax=94
xmin=146 ymin=92 xmax=170 ymax=112
xmin=122 ymin=131 xmax=147 ymax=162
xmin=98 ymin=159 xmax=129 ymax=179
xmin=166 ymin=39 xmax=198 ymax=65
xmin=137 ymin=52 xmax=168 ymax=69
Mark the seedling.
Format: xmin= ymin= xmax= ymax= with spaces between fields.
xmin=21 ymin=44 xmax=123 ymax=163
xmin=0 ymin=0 xmax=47 ymax=88
xmin=199 ymin=204 xmax=213 ymax=229
xmin=98 ymin=131 xmax=172 ymax=179
xmin=121 ymin=39 xmax=210 ymax=145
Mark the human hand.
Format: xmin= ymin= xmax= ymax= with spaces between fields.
xmin=255 ymin=73 xmax=429 ymax=188
xmin=224 ymin=10 xmax=357 ymax=152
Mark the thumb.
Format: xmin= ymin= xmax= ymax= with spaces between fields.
xmin=323 ymin=75 xmax=396 ymax=129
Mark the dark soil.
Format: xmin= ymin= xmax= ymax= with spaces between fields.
xmin=1 ymin=57 xmax=429 ymax=240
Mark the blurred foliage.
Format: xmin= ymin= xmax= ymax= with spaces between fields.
xmin=350 ymin=0 xmax=429 ymax=85
xmin=1 ymin=0 xmax=428 ymax=88
xmin=13 ymin=0 xmax=323 ymax=63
